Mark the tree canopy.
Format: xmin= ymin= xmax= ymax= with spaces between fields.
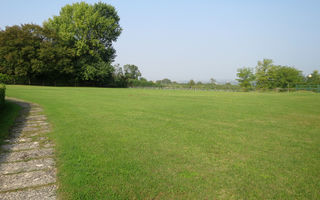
xmin=0 ymin=2 xmax=318 ymax=90
xmin=0 ymin=24 xmax=44 ymax=84
xmin=237 ymin=59 xmax=306 ymax=90
xmin=236 ymin=67 xmax=255 ymax=89
xmin=306 ymin=70 xmax=320 ymax=85
xmin=0 ymin=2 xmax=138 ymax=87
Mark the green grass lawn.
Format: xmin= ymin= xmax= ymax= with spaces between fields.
xmin=0 ymin=99 xmax=21 ymax=145
xmin=5 ymin=85 xmax=320 ymax=199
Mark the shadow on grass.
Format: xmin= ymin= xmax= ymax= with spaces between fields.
xmin=0 ymin=99 xmax=22 ymax=145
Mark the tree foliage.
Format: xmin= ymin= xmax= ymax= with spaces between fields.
xmin=0 ymin=24 xmax=43 ymax=84
xmin=270 ymin=66 xmax=304 ymax=88
xmin=306 ymin=70 xmax=320 ymax=85
xmin=236 ymin=67 xmax=255 ymax=89
xmin=123 ymin=64 xmax=141 ymax=80
xmin=156 ymin=78 xmax=171 ymax=85
xmin=0 ymin=1 xmax=318 ymax=90
xmin=0 ymin=2 xmax=128 ymax=87
xmin=210 ymin=78 xmax=216 ymax=85
xmin=237 ymin=59 xmax=306 ymax=90
xmin=255 ymin=59 xmax=274 ymax=89
xmin=188 ymin=80 xmax=195 ymax=88
xmin=43 ymin=2 xmax=121 ymax=83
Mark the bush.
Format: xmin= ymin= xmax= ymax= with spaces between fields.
xmin=129 ymin=79 xmax=157 ymax=87
xmin=0 ymin=73 xmax=13 ymax=84
xmin=0 ymin=84 xmax=5 ymax=108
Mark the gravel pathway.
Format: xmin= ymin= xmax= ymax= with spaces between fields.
xmin=0 ymin=98 xmax=57 ymax=200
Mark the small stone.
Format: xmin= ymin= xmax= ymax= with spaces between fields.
xmin=5 ymin=137 xmax=33 ymax=144
xmin=12 ymin=127 xmax=48 ymax=132
xmin=0 ymin=170 xmax=56 ymax=192
xmin=1 ymin=142 xmax=39 ymax=152
xmin=0 ymin=158 xmax=55 ymax=175
xmin=43 ymin=143 xmax=55 ymax=148
xmin=0 ymin=185 xmax=57 ymax=200
xmin=39 ymin=137 xmax=48 ymax=141
xmin=0 ymin=148 xmax=54 ymax=163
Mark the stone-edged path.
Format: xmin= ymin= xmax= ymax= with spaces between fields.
xmin=0 ymin=98 xmax=57 ymax=200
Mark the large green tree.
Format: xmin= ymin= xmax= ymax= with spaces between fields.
xmin=306 ymin=70 xmax=320 ymax=85
xmin=188 ymin=80 xmax=195 ymax=88
xmin=254 ymin=59 xmax=303 ymax=89
xmin=36 ymin=27 xmax=75 ymax=85
xmin=43 ymin=2 xmax=122 ymax=83
xmin=270 ymin=66 xmax=304 ymax=88
xmin=112 ymin=64 xmax=128 ymax=87
xmin=236 ymin=67 xmax=255 ymax=89
xmin=255 ymin=59 xmax=274 ymax=89
xmin=123 ymin=64 xmax=142 ymax=80
xmin=0 ymin=24 xmax=43 ymax=84
xmin=0 ymin=24 xmax=76 ymax=85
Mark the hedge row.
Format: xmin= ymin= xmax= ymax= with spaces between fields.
xmin=0 ymin=84 xmax=5 ymax=108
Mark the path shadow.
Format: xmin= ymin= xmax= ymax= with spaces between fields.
xmin=0 ymin=98 xmax=31 ymax=163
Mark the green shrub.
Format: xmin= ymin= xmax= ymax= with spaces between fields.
xmin=129 ymin=78 xmax=158 ymax=87
xmin=0 ymin=73 xmax=13 ymax=84
xmin=0 ymin=84 xmax=5 ymax=108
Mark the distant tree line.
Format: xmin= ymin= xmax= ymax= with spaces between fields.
xmin=146 ymin=78 xmax=240 ymax=91
xmin=1 ymin=3 xmax=318 ymax=90
xmin=237 ymin=59 xmax=320 ymax=91
xmin=0 ymin=2 xmax=150 ymax=87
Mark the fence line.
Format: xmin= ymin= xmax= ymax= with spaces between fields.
xmin=296 ymin=85 xmax=320 ymax=93
xmin=131 ymin=86 xmax=320 ymax=93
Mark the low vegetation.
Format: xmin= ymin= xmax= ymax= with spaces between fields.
xmin=0 ymin=100 xmax=21 ymax=145
xmin=6 ymin=85 xmax=320 ymax=199
xmin=0 ymin=83 xmax=22 ymax=145
xmin=0 ymin=84 xmax=5 ymax=108
xmin=237 ymin=59 xmax=320 ymax=90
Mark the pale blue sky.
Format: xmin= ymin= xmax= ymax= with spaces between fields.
xmin=1 ymin=0 xmax=319 ymax=82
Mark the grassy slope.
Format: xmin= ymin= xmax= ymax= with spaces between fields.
xmin=6 ymin=85 xmax=320 ymax=199
xmin=0 ymin=100 xmax=21 ymax=145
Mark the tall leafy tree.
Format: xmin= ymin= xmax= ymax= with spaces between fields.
xmin=123 ymin=64 xmax=141 ymax=80
xmin=306 ymin=70 xmax=320 ymax=85
xmin=271 ymin=66 xmax=304 ymax=88
xmin=188 ymin=80 xmax=195 ymax=88
xmin=36 ymin=27 xmax=75 ymax=85
xmin=157 ymin=78 xmax=171 ymax=85
xmin=210 ymin=78 xmax=216 ymax=85
xmin=112 ymin=64 xmax=128 ymax=87
xmin=0 ymin=25 xmax=20 ymax=83
xmin=255 ymin=59 xmax=274 ymax=89
xmin=43 ymin=2 xmax=122 ymax=83
xmin=0 ymin=24 xmax=43 ymax=84
xmin=236 ymin=67 xmax=255 ymax=89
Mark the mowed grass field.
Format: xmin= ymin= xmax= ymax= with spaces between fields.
xmin=5 ymin=85 xmax=320 ymax=199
